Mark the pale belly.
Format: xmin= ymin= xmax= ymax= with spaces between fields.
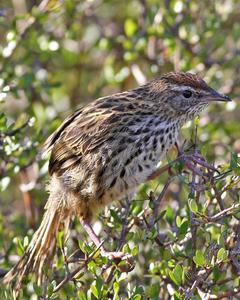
xmin=71 ymin=120 xmax=180 ymax=216
xmin=103 ymin=126 xmax=179 ymax=203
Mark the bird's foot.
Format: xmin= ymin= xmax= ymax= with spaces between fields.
xmin=175 ymin=142 xmax=219 ymax=176
xmin=183 ymin=153 xmax=219 ymax=176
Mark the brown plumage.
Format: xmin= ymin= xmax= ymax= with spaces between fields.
xmin=3 ymin=72 xmax=231 ymax=290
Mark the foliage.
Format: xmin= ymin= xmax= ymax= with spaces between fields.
xmin=0 ymin=0 xmax=240 ymax=299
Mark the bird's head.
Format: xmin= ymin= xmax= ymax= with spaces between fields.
xmin=149 ymin=72 xmax=231 ymax=119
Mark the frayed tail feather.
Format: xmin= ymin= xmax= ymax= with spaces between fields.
xmin=3 ymin=204 xmax=70 ymax=292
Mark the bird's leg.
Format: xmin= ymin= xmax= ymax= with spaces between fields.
xmin=173 ymin=142 xmax=203 ymax=175
xmin=181 ymin=144 xmax=219 ymax=174
xmin=147 ymin=155 xmax=205 ymax=181
xmin=80 ymin=218 xmax=103 ymax=250
xmin=187 ymin=153 xmax=219 ymax=173
xmin=80 ymin=218 xmax=130 ymax=260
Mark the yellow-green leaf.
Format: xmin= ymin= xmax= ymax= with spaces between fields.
xmin=124 ymin=19 xmax=137 ymax=37
xmin=188 ymin=199 xmax=198 ymax=214
xmin=193 ymin=250 xmax=205 ymax=267
xmin=217 ymin=248 xmax=228 ymax=263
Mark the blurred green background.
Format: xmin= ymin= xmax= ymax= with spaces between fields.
xmin=0 ymin=0 xmax=240 ymax=299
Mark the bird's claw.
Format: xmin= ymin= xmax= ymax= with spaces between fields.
xmin=179 ymin=152 xmax=219 ymax=177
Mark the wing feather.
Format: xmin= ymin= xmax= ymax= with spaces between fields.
xmin=41 ymin=92 xmax=141 ymax=176
xmin=41 ymin=107 xmax=83 ymax=156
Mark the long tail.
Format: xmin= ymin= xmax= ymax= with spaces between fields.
xmin=3 ymin=196 xmax=70 ymax=291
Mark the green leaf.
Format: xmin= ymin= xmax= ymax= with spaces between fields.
xmin=193 ymin=250 xmax=205 ymax=267
xmin=95 ymin=278 xmax=103 ymax=297
xmin=132 ymin=295 xmax=142 ymax=300
xmin=188 ymin=199 xmax=198 ymax=214
xmin=110 ymin=209 xmax=122 ymax=224
xmin=78 ymin=240 xmax=93 ymax=254
xmin=113 ymin=281 xmax=120 ymax=295
xmin=0 ymin=113 xmax=7 ymax=128
xmin=194 ymin=116 xmax=200 ymax=126
xmin=131 ymin=245 xmax=139 ymax=256
xmin=230 ymin=152 xmax=238 ymax=169
xmin=91 ymin=279 xmax=103 ymax=298
xmin=148 ymin=227 xmax=158 ymax=239
xmin=48 ymin=281 xmax=56 ymax=298
xmin=217 ymin=248 xmax=228 ymax=263
xmin=77 ymin=291 xmax=87 ymax=300
xmin=169 ymin=264 xmax=183 ymax=286
xmin=173 ymin=291 xmax=181 ymax=300
xmin=91 ymin=284 xmax=99 ymax=298
xmin=146 ymin=284 xmax=160 ymax=298
xmin=176 ymin=216 xmax=182 ymax=227
xmin=135 ymin=286 xmax=144 ymax=295
xmin=15 ymin=237 xmax=25 ymax=255
xmin=178 ymin=220 xmax=188 ymax=236
xmin=56 ymin=230 xmax=64 ymax=248
xmin=166 ymin=206 xmax=174 ymax=223
xmin=88 ymin=260 xmax=97 ymax=274
xmin=78 ymin=240 xmax=86 ymax=253
xmin=33 ymin=283 xmax=43 ymax=296
xmin=123 ymin=243 xmax=131 ymax=253
xmin=123 ymin=51 xmax=138 ymax=62
xmin=124 ymin=19 xmax=137 ymax=37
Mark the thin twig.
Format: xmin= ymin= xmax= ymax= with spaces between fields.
xmin=229 ymin=223 xmax=240 ymax=275
xmin=150 ymin=176 xmax=174 ymax=227
xmin=206 ymin=203 xmax=240 ymax=222
xmin=210 ymin=288 xmax=240 ymax=299
xmin=53 ymin=240 xmax=104 ymax=294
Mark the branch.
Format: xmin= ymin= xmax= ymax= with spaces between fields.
xmin=205 ymin=203 xmax=240 ymax=223
xmin=53 ymin=240 xmax=104 ymax=294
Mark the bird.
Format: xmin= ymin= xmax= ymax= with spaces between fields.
xmin=3 ymin=71 xmax=231 ymax=290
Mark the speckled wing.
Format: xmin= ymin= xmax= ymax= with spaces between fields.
xmin=41 ymin=107 xmax=83 ymax=155
xmin=41 ymin=95 xmax=137 ymax=177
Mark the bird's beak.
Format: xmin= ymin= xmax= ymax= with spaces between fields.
xmin=205 ymin=89 xmax=232 ymax=102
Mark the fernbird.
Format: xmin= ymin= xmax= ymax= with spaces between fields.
xmin=4 ymin=72 xmax=231 ymax=289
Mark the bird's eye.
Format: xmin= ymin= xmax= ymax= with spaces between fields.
xmin=183 ymin=90 xmax=192 ymax=98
